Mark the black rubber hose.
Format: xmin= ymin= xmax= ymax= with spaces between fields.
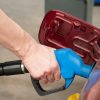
xmin=0 ymin=60 xmax=28 ymax=76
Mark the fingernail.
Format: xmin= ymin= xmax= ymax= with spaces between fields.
xmin=48 ymin=75 xmax=54 ymax=82
xmin=48 ymin=77 xmax=54 ymax=82
xmin=56 ymin=74 xmax=61 ymax=81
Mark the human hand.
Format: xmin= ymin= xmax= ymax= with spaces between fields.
xmin=21 ymin=43 xmax=61 ymax=83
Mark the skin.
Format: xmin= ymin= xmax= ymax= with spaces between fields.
xmin=0 ymin=9 xmax=61 ymax=83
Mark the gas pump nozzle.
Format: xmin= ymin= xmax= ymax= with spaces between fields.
xmin=55 ymin=48 xmax=93 ymax=88
xmin=32 ymin=48 xmax=94 ymax=95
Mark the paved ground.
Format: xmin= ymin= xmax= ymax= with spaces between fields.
xmin=0 ymin=0 xmax=100 ymax=100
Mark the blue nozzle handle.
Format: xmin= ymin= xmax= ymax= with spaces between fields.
xmin=54 ymin=48 xmax=93 ymax=88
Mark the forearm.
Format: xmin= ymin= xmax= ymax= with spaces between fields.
xmin=0 ymin=9 xmax=38 ymax=59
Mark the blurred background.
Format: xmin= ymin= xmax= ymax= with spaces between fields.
xmin=0 ymin=0 xmax=100 ymax=100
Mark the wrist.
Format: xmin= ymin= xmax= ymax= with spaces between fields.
xmin=13 ymin=32 xmax=38 ymax=60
